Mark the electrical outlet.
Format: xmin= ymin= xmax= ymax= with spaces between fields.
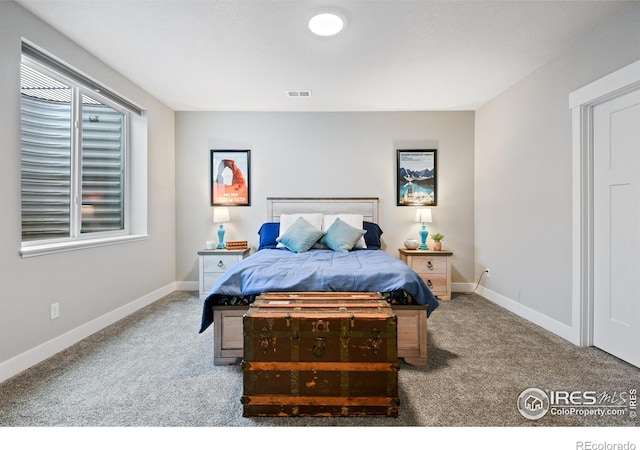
xmin=485 ymin=267 xmax=491 ymax=278
xmin=50 ymin=302 xmax=60 ymax=320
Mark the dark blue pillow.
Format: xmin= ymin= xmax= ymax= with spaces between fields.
xmin=257 ymin=222 xmax=280 ymax=250
xmin=363 ymin=221 xmax=383 ymax=249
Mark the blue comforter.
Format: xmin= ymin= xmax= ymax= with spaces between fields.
xmin=199 ymin=248 xmax=439 ymax=333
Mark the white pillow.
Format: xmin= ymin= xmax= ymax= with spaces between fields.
xmin=322 ymin=214 xmax=366 ymax=248
xmin=277 ymin=213 xmax=323 ymax=248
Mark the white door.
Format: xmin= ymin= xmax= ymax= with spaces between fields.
xmin=593 ymin=88 xmax=640 ymax=367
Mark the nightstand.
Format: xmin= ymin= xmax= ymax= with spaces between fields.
xmin=398 ymin=248 xmax=453 ymax=300
xmin=198 ymin=248 xmax=250 ymax=300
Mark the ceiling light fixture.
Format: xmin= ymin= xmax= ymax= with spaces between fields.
xmin=308 ymin=9 xmax=347 ymax=37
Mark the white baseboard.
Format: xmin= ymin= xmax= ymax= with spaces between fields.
xmin=452 ymin=282 xmax=477 ymax=294
xmin=476 ymin=286 xmax=576 ymax=344
xmin=175 ymin=281 xmax=198 ymax=291
xmin=0 ymin=282 xmax=177 ymax=383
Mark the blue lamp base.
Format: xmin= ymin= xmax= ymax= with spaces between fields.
xmin=217 ymin=224 xmax=226 ymax=249
xmin=419 ymin=224 xmax=429 ymax=250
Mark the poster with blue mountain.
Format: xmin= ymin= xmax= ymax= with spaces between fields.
xmin=397 ymin=149 xmax=437 ymax=206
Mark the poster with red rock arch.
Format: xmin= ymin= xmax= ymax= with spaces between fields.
xmin=211 ymin=149 xmax=251 ymax=206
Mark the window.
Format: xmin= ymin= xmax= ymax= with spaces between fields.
xmin=20 ymin=42 xmax=146 ymax=255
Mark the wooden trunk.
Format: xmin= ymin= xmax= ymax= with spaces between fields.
xmin=241 ymin=292 xmax=399 ymax=417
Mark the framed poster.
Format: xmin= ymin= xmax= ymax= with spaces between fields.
xmin=396 ymin=149 xmax=437 ymax=206
xmin=210 ymin=149 xmax=251 ymax=206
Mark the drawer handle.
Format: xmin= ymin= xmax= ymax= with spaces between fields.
xmin=217 ymin=260 xmax=224 ymax=268
xmin=427 ymin=279 xmax=433 ymax=288
xmin=426 ymin=261 xmax=434 ymax=270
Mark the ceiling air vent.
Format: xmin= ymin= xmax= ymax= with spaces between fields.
xmin=287 ymin=90 xmax=312 ymax=98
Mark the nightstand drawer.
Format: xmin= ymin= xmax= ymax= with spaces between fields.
xmin=203 ymin=254 xmax=241 ymax=272
xmin=420 ymin=273 xmax=448 ymax=294
xmin=408 ymin=257 xmax=447 ymax=274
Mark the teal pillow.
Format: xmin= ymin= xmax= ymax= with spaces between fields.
xmin=321 ymin=218 xmax=367 ymax=253
xmin=276 ymin=217 xmax=325 ymax=253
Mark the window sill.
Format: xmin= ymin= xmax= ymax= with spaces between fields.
xmin=20 ymin=234 xmax=149 ymax=258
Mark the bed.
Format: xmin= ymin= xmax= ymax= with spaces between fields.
xmin=199 ymin=197 xmax=439 ymax=366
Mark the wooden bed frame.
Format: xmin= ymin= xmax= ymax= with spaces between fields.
xmin=211 ymin=197 xmax=428 ymax=366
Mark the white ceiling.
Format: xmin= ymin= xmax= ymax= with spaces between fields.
xmin=16 ymin=0 xmax=634 ymax=111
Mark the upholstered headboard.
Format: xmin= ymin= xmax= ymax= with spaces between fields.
xmin=267 ymin=197 xmax=379 ymax=223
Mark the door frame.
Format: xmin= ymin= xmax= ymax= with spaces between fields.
xmin=570 ymin=59 xmax=640 ymax=347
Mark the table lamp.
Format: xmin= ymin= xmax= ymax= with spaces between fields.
xmin=415 ymin=208 xmax=432 ymax=250
xmin=213 ymin=207 xmax=230 ymax=249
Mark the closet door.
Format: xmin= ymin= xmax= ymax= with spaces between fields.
xmin=593 ymin=87 xmax=640 ymax=367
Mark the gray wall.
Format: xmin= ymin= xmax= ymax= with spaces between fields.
xmin=175 ymin=111 xmax=475 ymax=286
xmin=475 ymin=3 xmax=640 ymax=338
xmin=0 ymin=2 xmax=176 ymax=378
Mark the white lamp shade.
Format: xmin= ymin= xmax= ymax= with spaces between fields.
xmin=213 ymin=207 xmax=230 ymax=223
xmin=415 ymin=208 xmax=432 ymax=223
